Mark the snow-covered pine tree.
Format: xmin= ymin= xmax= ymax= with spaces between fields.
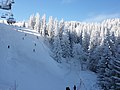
xmin=69 ymin=22 xmax=78 ymax=44
xmin=54 ymin=18 xmax=59 ymax=37
xmin=112 ymin=54 xmax=120 ymax=90
xmin=28 ymin=14 xmax=36 ymax=29
xmin=21 ymin=21 xmax=26 ymax=27
xmin=68 ymin=22 xmax=78 ymax=57
xmin=52 ymin=35 xmax=62 ymax=63
xmin=97 ymin=37 xmax=114 ymax=90
xmin=95 ymin=19 xmax=120 ymax=90
xmin=47 ymin=16 xmax=54 ymax=37
xmin=52 ymin=19 xmax=62 ymax=63
xmin=88 ymin=46 xmax=102 ymax=72
xmin=111 ymin=36 xmax=120 ymax=90
xmin=34 ymin=13 xmax=41 ymax=33
xmin=73 ymin=43 xmax=87 ymax=70
xmin=88 ymin=24 xmax=100 ymax=52
xmin=47 ymin=16 xmax=54 ymax=46
xmin=60 ymin=29 xmax=71 ymax=59
xmin=41 ymin=14 xmax=47 ymax=36
xmin=111 ymin=54 xmax=120 ymax=90
xmin=82 ymin=25 xmax=90 ymax=52
xmin=59 ymin=19 xmax=64 ymax=40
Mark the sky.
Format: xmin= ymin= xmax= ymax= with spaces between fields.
xmin=1 ymin=0 xmax=120 ymax=22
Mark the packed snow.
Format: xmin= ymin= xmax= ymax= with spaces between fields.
xmin=0 ymin=23 xmax=98 ymax=90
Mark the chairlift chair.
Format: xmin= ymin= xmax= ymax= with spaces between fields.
xmin=7 ymin=17 xmax=16 ymax=24
xmin=0 ymin=0 xmax=13 ymax=10
xmin=1 ymin=4 xmax=11 ymax=10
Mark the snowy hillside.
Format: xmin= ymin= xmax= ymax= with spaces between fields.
xmin=0 ymin=23 xmax=99 ymax=90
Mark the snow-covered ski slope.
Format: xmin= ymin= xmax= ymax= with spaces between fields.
xmin=0 ymin=23 xmax=99 ymax=90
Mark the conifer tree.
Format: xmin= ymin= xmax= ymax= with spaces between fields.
xmin=28 ymin=14 xmax=36 ymax=29
xmin=34 ymin=13 xmax=41 ymax=33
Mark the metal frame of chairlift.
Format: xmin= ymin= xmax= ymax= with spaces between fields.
xmin=0 ymin=0 xmax=14 ymax=10
xmin=0 ymin=0 xmax=11 ymax=10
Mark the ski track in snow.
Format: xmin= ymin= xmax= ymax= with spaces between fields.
xmin=0 ymin=24 xmax=99 ymax=90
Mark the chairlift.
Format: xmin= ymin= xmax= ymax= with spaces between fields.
xmin=7 ymin=17 xmax=16 ymax=24
xmin=0 ymin=0 xmax=14 ymax=10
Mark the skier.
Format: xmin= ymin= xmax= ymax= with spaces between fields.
xmin=33 ymin=49 xmax=35 ymax=52
xmin=8 ymin=45 xmax=10 ymax=48
xmin=66 ymin=87 xmax=70 ymax=90
xmin=73 ymin=85 xmax=76 ymax=90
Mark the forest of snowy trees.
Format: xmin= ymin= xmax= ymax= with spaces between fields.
xmin=26 ymin=13 xmax=120 ymax=90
